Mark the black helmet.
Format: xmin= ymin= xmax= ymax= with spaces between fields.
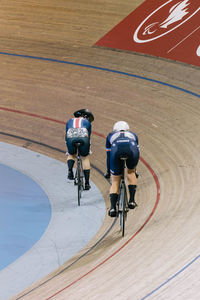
xmin=73 ymin=108 xmax=94 ymax=123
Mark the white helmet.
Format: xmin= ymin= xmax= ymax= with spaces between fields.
xmin=113 ymin=121 xmax=129 ymax=131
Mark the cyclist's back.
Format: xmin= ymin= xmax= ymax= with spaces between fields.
xmin=66 ymin=116 xmax=91 ymax=157
xmin=108 ymin=130 xmax=138 ymax=144
xmin=65 ymin=108 xmax=94 ymax=190
xmin=66 ymin=117 xmax=91 ymax=136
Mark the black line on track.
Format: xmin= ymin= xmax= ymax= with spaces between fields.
xmin=0 ymin=132 xmax=117 ymax=299
xmin=0 ymin=132 xmax=104 ymax=175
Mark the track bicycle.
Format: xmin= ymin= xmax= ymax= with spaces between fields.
xmin=118 ymin=157 xmax=129 ymax=237
xmin=74 ymin=142 xmax=84 ymax=206
xmin=67 ymin=127 xmax=88 ymax=206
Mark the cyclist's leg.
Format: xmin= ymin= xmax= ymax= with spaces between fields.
xmin=126 ymin=146 xmax=140 ymax=208
xmin=108 ymin=145 xmax=122 ymax=217
xmin=82 ymin=155 xmax=90 ymax=169
xmin=66 ymin=138 xmax=77 ymax=180
xmin=80 ymin=138 xmax=91 ymax=190
xmin=110 ymin=174 xmax=121 ymax=194
xmin=127 ymin=168 xmax=137 ymax=184
xmin=127 ymin=168 xmax=137 ymax=209
xmin=108 ymin=175 xmax=121 ymax=216
xmin=82 ymin=156 xmax=91 ymax=190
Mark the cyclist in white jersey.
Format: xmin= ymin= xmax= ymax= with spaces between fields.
xmin=105 ymin=121 xmax=140 ymax=217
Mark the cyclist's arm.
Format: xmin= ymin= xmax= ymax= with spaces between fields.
xmin=105 ymin=135 xmax=111 ymax=175
xmin=136 ymin=135 xmax=139 ymax=145
xmin=129 ymin=131 xmax=139 ymax=145
xmin=65 ymin=121 xmax=70 ymax=143
xmin=88 ymin=122 xmax=92 ymax=136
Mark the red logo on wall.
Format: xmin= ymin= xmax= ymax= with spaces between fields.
xmin=95 ymin=0 xmax=200 ymax=67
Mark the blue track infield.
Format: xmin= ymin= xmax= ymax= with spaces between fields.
xmin=0 ymin=164 xmax=51 ymax=270
xmin=0 ymin=142 xmax=105 ymax=300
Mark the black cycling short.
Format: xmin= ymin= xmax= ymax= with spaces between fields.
xmin=66 ymin=137 xmax=90 ymax=157
xmin=110 ymin=140 xmax=139 ymax=175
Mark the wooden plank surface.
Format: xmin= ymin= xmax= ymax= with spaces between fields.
xmin=0 ymin=0 xmax=200 ymax=299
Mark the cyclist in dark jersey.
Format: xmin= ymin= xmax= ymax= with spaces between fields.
xmin=65 ymin=108 xmax=94 ymax=190
xmin=105 ymin=121 xmax=140 ymax=217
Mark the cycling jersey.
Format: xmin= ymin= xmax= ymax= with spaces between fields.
xmin=65 ymin=117 xmax=91 ymax=157
xmin=106 ymin=131 xmax=138 ymax=149
xmin=66 ymin=117 xmax=91 ymax=137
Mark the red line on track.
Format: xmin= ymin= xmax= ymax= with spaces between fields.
xmin=0 ymin=107 xmax=105 ymax=138
xmin=0 ymin=106 xmax=160 ymax=299
xmin=46 ymin=157 xmax=160 ymax=300
xmin=0 ymin=107 xmax=65 ymax=124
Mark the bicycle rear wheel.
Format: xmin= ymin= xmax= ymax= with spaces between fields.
xmin=77 ymin=159 xmax=82 ymax=206
xmin=119 ymin=183 xmax=127 ymax=237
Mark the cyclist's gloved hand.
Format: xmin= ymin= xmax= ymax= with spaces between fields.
xmin=104 ymin=171 xmax=110 ymax=179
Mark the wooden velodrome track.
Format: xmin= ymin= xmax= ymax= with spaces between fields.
xmin=1 ymin=1 xmax=200 ymax=299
